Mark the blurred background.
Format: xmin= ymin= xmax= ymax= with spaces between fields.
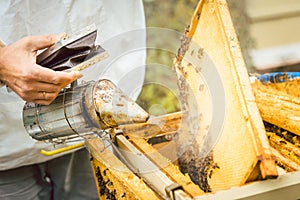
xmin=137 ymin=0 xmax=300 ymax=115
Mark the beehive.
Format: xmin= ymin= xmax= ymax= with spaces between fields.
xmin=86 ymin=0 xmax=298 ymax=199
xmin=173 ymin=0 xmax=277 ymax=192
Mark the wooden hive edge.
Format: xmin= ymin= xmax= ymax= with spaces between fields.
xmin=127 ymin=136 xmax=206 ymax=198
xmin=87 ymin=138 xmax=160 ymax=200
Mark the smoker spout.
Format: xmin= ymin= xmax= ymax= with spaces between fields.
xmin=93 ymin=79 xmax=149 ymax=128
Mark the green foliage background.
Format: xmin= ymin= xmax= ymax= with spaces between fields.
xmin=136 ymin=0 xmax=198 ymax=116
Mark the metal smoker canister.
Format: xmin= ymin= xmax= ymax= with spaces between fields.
xmin=23 ymin=80 xmax=149 ymax=142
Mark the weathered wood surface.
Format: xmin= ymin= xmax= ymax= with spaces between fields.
xmin=174 ymin=0 xmax=277 ymax=192
xmin=117 ymin=112 xmax=182 ymax=139
xmin=127 ymin=137 xmax=205 ymax=198
xmin=116 ymin=112 xmax=206 ymax=197
xmin=252 ymin=80 xmax=300 ymax=136
xmin=271 ymin=147 xmax=300 ymax=172
xmin=266 ymin=132 xmax=300 ymax=166
xmin=87 ymin=138 xmax=159 ymax=200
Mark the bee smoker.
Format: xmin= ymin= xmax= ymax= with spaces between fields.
xmin=22 ymin=24 xmax=149 ymax=144
xmin=22 ymin=79 xmax=149 ymax=143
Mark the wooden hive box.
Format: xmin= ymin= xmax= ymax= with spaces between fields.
xmin=86 ymin=0 xmax=300 ymax=199
xmin=173 ymin=0 xmax=277 ymax=192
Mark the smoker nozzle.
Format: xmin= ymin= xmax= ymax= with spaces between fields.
xmin=94 ymin=79 xmax=149 ymax=128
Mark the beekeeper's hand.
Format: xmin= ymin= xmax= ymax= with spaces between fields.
xmin=0 ymin=34 xmax=81 ymax=105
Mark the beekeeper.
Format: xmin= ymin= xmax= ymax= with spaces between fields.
xmin=0 ymin=0 xmax=146 ymax=199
